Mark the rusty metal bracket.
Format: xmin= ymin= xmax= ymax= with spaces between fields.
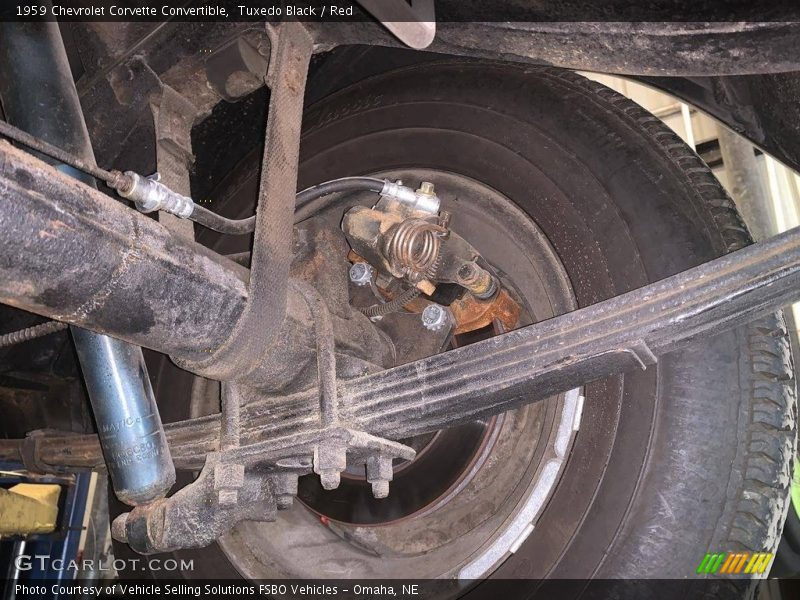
xmin=450 ymin=288 xmax=521 ymax=335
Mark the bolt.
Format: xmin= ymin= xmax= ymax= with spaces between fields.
xmin=457 ymin=262 xmax=480 ymax=284
xmin=366 ymin=455 xmax=393 ymax=499
xmin=349 ymin=262 xmax=373 ymax=286
xmin=456 ymin=262 xmax=497 ymax=299
xmin=371 ymin=480 xmax=390 ymax=499
xmin=315 ymin=442 xmax=346 ymax=491
xmin=421 ymin=304 xmax=449 ymax=331
xmin=417 ymin=181 xmax=435 ymax=196
xmin=273 ymin=472 xmax=299 ymax=510
xmin=319 ymin=470 xmax=341 ymax=490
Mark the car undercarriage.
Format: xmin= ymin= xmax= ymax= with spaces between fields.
xmin=1 ymin=3 xmax=800 ymax=589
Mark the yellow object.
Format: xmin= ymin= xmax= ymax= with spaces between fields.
xmin=0 ymin=483 xmax=60 ymax=535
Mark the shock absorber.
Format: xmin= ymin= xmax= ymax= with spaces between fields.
xmin=0 ymin=21 xmax=175 ymax=505
xmin=71 ymin=331 xmax=175 ymax=504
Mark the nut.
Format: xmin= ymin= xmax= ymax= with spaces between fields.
xmin=349 ymin=262 xmax=373 ymax=286
xmin=366 ymin=455 xmax=393 ymax=499
xmin=315 ymin=442 xmax=347 ymax=491
xmin=273 ymin=472 xmax=299 ymax=509
xmin=421 ymin=304 xmax=450 ymax=331
xmin=417 ymin=181 xmax=435 ymax=196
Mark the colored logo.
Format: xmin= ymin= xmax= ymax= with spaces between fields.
xmin=696 ymin=552 xmax=773 ymax=575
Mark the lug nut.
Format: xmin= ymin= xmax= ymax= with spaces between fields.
xmin=349 ymin=262 xmax=373 ymax=286
xmin=421 ymin=304 xmax=450 ymax=331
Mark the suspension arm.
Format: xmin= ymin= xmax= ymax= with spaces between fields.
xmin=4 ymin=219 xmax=800 ymax=471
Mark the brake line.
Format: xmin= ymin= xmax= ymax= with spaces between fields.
xmin=0 ymin=119 xmax=126 ymax=186
xmin=190 ymin=177 xmax=386 ymax=234
xmin=0 ymin=119 xmax=386 ymax=234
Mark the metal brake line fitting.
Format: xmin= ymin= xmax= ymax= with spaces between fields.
xmin=380 ymin=179 xmax=441 ymax=214
xmin=114 ymin=171 xmax=195 ymax=218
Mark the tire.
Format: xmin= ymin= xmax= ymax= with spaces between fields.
xmin=132 ymin=61 xmax=797 ymax=582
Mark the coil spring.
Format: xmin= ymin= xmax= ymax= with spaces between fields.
xmin=384 ymin=219 xmax=447 ymax=280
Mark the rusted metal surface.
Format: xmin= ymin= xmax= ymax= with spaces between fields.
xmin=116 ymin=238 xmax=411 ymax=553
xmin=5 ymin=19 xmax=800 ymax=553
xmin=450 ymin=289 xmax=520 ymax=335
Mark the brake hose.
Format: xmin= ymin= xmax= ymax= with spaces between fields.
xmin=190 ymin=176 xmax=386 ymax=234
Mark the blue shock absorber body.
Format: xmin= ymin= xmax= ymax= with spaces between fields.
xmin=71 ymin=330 xmax=175 ymax=504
